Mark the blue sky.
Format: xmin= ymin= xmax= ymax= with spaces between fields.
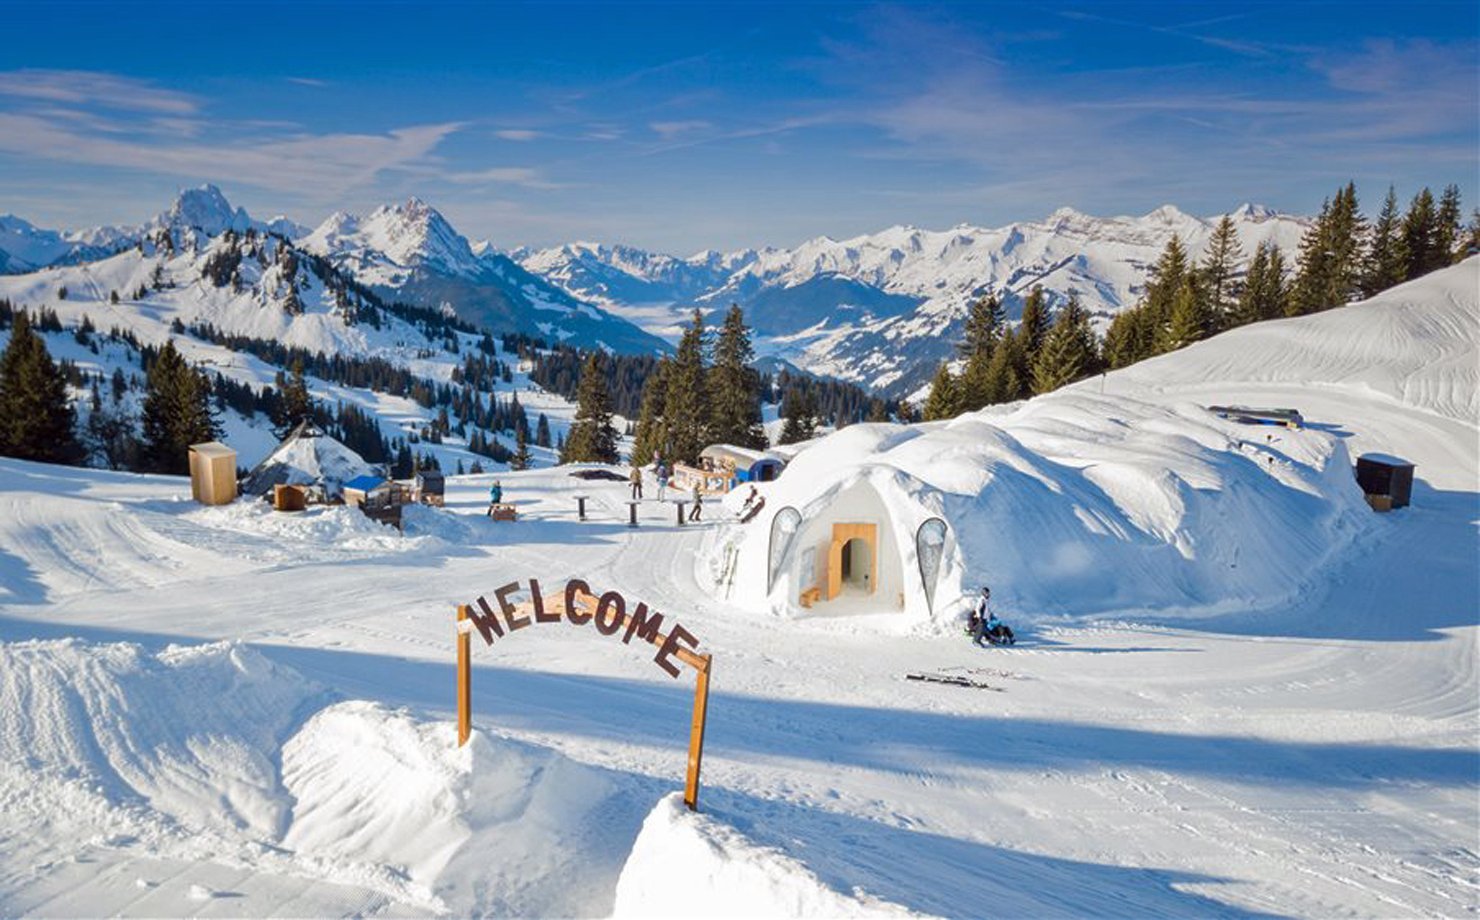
xmin=0 ymin=1 xmax=1475 ymax=252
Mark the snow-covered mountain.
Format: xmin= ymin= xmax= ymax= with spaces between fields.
xmin=0 ymin=215 xmax=134 ymax=274
xmin=301 ymin=200 xmax=669 ymax=354
xmin=514 ymin=241 xmax=756 ymax=307
xmin=0 ymin=185 xmax=307 ymax=276
xmin=517 ymin=204 xmax=1310 ymax=394
xmin=147 ymin=183 xmax=307 ymax=240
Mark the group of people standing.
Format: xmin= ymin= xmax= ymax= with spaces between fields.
xmin=631 ymin=460 xmax=705 ymax=521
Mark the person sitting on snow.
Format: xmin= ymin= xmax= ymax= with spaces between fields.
xmin=970 ymin=586 xmax=1014 ymax=646
xmin=985 ymin=610 xmax=1014 ymax=646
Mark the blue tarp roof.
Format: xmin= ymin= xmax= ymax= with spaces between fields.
xmin=344 ymin=474 xmax=388 ymax=492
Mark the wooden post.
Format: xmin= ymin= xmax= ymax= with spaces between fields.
xmin=576 ymin=495 xmax=588 ymax=520
xmin=628 ymin=501 xmax=639 ymax=527
xmin=676 ymin=500 xmax=686 ymax=526
xmin=684 ymin=654 xmax=712 ymax=811
xmin=456 ymin=604 xmax=471 ymax=746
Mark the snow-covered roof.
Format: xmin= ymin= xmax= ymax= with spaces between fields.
xmin=239 ymin=421 xmax=376 ymax=499
xmin=699 ymin=444 xmax=783 ymax=468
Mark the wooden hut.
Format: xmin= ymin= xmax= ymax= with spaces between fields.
xmin=188 ymin=441 xmax=237 ymax=506
xmin=415 ymin=470 xmax=446 ymax=506
xmin=1355 ymin=454 xmax=1415 ymax=511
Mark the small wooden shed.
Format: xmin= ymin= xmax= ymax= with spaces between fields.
xmin=188 ymin=441 xmax=237 ymax=506
xmin=415 ymin=470 xmax=445 ymax=506
xmin=1355 ymin=454 xmax=1414 ymax=511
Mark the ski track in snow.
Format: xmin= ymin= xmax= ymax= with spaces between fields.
xmin=0 ymin=263 xmax=1476 ymax=917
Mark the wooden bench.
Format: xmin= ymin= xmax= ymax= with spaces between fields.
xmin=487 ymin=503 xmax=518 ymax=522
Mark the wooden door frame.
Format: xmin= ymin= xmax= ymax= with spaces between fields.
xmin=826 ymin=522 xmax=878 ymax=600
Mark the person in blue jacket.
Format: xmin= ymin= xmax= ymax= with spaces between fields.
xmin=970 ymin=586 xmax=1015 ymax=646
xmin=486 ymin=480 xmax=503 ymax=516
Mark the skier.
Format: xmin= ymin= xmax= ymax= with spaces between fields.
xmin=629 ymin=466 xmax=644 ymax=500
xmin=689 ymin=484 xmax=703 ymax=522
xmin=656 ymin=468 xmax=668 ymax=501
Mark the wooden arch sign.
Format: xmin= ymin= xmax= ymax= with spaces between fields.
xmin=455 ymin=578 xmax=713 ymax=811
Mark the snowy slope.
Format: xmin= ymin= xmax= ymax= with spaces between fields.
xmin=0 ymin=189 xmax=607 ymax=476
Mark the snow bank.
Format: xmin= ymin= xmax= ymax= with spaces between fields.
xmin=0 ymin=639 xmax=321 ymax=838
xmin=281 ymin=701 xmax=633 ymax=915
xmin=0 ymin=638 xmax=648 ymax=915
xmin=613 ymin=794 xmax=923 ymax=919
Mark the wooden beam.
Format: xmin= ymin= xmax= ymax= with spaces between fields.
xmin=684 ymin=654 xmax=712 ymax=811
xmin=456 ymin=604 xmax=471 ymax=747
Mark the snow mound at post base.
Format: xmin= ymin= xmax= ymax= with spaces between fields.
xmin=0 ymin=638 xmax=650 ymax=916
xmin=612 ymin=794 xmax=925 ymax=919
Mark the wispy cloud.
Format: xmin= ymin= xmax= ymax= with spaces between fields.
xmin=494 ymin=129 xmax=541 ymax=141
xmin=649 ymin=119 xmax=711 ymax=140
xmin=0 ymin=69 xmax=198 ymax=114
xmin=286 ymin=76 xmax=329 ymax=87
xmin=0 ymin=110 xmax=464 ymax=197
xmin=441 ymin=166 xmax=566 ymax=189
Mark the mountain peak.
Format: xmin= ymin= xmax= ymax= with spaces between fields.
xmin=1145 ymin=204 xmax=1193 ymax=224
xmin=1230 ymin=202 xmax=1277 ymax=220
xmin=156 ymin=184 xmax=252 ymax=236
xmin=310 ymin=197 xmax=479 ymax=276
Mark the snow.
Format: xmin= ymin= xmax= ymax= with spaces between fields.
xmin=0 ymin=261 xmax=1474 ymax=917
xmin=612 ymin=794 xmax=920 ymax=918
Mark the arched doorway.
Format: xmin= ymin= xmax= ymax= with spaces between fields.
xmin=826 ymin=522 xmax=877 ymax=600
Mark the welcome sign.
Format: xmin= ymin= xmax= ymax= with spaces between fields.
xmin=454 ymin=578 xmax=713 ymax=811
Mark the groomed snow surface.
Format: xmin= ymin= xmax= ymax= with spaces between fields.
xmin=0 ymin=261 xmax=1476 ymax=917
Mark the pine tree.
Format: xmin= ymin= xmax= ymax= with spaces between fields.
xmin=1158 ymin=277 xmax=1211 ymax=352
xmin=707 ymin=305 xmax=765 ymax=449
xmin=559 ymin=352 xmax=619 ymax=464
xmin=981 ymin=330 xmax=1026 ymax=403
xmin=1232 ymin=242 xmax=1288 ymax=326
xmin=1103 ymin=304 xmax=1156 ymax=369
xmin=141 ymin=340 xmax=219 ymax=474
xmin=535 ymin=413 xmax=552 ymax=448
xmin=630 ymin=359 xmax=670 ymax=465
xmin=511 ymin=426 xmax=531 ymax=470
xmin=663 ymin=309 xmax=709 ymax=464
xmin=958 ymin=293 xmax=1006 ymax=359
xmin=0 ymin=310 xmax=82 ymax=464
xmin=1016 ymin=286 xmax=1051 ymax=369
xmin=1144 ymin=236 xmax=1190 ymax=328
xmin=1289 ymin=181 xmax=1365 ymax=314
xmin=957 ymin=293 xmax=1005 ymax=411
xmin=1400 ymin=187 xmax=1439 ymax=281
xmin=921 ymin=362 xmax=961 ymax=421
xmin=1361 ymin=186 xmax=1408 ymax=297
xmin=1199 ymin=215 xmax=1244 ymax=332
xmin=273 ymin=359 xmax=312 ymax=438
xmin=1031 ymin=295 xmax=1098 ymax=395
xmin=1436 ymin=184 xmax=1464 ymax=266
xmin=777 ymin=389 xmax=818 ymax=444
